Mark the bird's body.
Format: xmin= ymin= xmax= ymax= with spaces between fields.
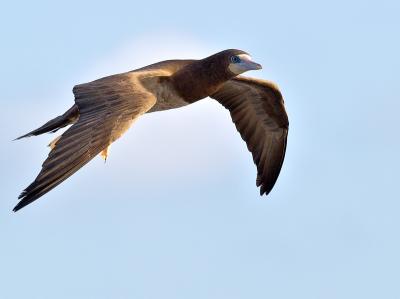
xmin=14 ymin=49 xmax=289 ymax=212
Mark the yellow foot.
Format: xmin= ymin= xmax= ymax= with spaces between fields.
xmin=100 ymin=146 xmax=110 ymax=162
xmin=48 ymin=135 xmax=61 ymax=150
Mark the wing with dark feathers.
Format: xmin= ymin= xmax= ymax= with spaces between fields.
xmin=210 ymin=76 xmax=289 ymax=196
xmin=14 ymin=73 xmax=156 ymax=211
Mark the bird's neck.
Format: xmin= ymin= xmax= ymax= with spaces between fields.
xmin=171 ymin=58 xmax=231 ymax=103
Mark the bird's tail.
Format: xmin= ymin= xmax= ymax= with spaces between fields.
xmin=15 ymin=105 xmax=79 ymax=140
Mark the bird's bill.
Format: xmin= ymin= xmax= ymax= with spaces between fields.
xmin=229 ymin=54 xmax=263 ymax=75
xmin=245 ymin=60 xmax=262 ymax=70
xmin=239 ymin=54 xmax=262 ymax=71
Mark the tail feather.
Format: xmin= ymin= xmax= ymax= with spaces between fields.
xmin=15 ymin=105 xmax=79 ymax=140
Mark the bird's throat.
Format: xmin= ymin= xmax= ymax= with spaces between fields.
xmin=171 ymin=59 xmax=231 ymax=103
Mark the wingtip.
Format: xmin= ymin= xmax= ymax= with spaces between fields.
xmin=13 ymin=196 xmax=31 ymax=212
xmin=13 ymin=133 xmax=33 ymax=141
xmin=13 ymin=190 xmax=30 ymax=212
xmin=259 ymin=185 xmax=273 ymax=197
xmin=260 ymin=185 xmax=266 ymax=196
xmin=12 ymin=203 xmax=23 ymax=212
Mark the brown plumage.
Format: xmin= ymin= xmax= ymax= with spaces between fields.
xmin=211 ymin=77 xmax=288 ymax=195
xmin=14 ymin=49 xmax=289 ymax=212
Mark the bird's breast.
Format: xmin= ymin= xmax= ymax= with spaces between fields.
xmin=141 ymin=75 xmax=189 ymax=113
xmin=147 ymin=94 xmax=189 ymax=113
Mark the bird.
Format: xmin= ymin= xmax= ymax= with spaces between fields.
xmin=13 ymin=49 xmax=289 ymax=212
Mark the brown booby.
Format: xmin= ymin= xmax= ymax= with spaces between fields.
xmin=14 ymin=49 xmax=289 ymax=212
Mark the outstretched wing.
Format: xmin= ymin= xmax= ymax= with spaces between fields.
xmin=14 ymin=73 xmax=156 ymax=211
xmin=211 ymin=76 xmax=289 ymax=196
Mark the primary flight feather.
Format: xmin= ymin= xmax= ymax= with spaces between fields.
xmin=14 ymin=49 xmax=289 ymax=212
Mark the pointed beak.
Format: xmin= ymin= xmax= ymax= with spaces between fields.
xmin=243 ymin=58 xmax=262 ymax=71
xmin=248 ymin=61 xmax=262 ymax=70
xmin=229 ymin=54 xmax=263 ymax=75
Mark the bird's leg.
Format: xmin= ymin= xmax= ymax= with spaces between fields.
xmin=100 ymin=146 xmax=110 ymax=163
xmin=48 ymin=135 xmax=61 ymax=150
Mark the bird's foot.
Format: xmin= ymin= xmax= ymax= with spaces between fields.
xmin=48 ymin=135 xmax=61 ymax=150
xmin=100 ymin=146 xmax=110 ymax=163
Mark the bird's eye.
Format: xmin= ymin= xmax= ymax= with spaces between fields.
xmin=230 ymin=56 xmax=241 ymax=63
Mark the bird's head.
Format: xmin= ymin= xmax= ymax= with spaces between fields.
xmin=212 ymin=49 xmax=262 ymax=76
xmin=226 ymin=49 xmax=262 ymax=75
xmin=172 ymin=49 xmax=262 ymax=102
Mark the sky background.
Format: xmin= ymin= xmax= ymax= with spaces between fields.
xmin=1 ymin=0 xmax=400 ymax=298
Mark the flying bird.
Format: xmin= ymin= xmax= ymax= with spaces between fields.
xmin=14 ymin=49 xmax=289 ymax=212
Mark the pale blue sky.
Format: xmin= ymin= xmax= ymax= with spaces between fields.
xmin=1 ymin=0 xmax=400 ymax=298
